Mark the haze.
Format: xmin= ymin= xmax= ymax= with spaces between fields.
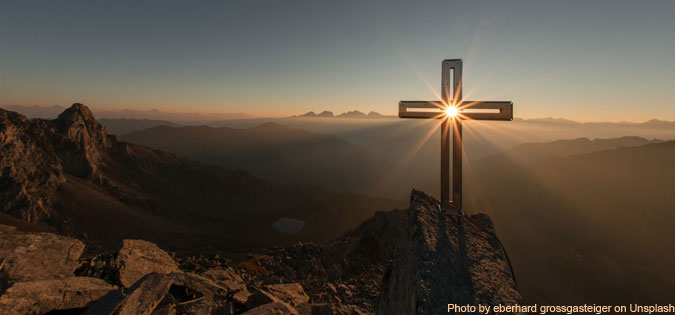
xmin=2 ymin=0 xmax=675 ymax=121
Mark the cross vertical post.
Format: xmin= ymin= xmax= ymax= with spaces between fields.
xmin=399 ymin=58 xmax=513 ymax=215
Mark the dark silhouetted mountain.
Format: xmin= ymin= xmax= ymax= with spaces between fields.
xmin=337 ymin=110 xmax=366 ymax=118
xmin=98 ymin=118 xmax=181 ymax=136
xmin=121 ymin=122 xmax=390 ymax=194
xmin=299 ymin=111 xmax=316 ymax=117
xmin=316 ymin=110 xmax=334 ymax=117
xmin=296 ymin=110 xmax=393 ymax=119
xmin=0 ymin=104 xmax=403 ymax=253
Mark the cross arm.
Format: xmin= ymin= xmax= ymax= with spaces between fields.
xmin=460 ymin=101 xmax=513 ymax=121
xmin=399 ymin=100 xmax=513 ymax=120
xmin=399 ymin=101 xmax=445 ymax=119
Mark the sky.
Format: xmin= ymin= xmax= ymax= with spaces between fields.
xmin=1 ymin=0 xmax=674 ymax=121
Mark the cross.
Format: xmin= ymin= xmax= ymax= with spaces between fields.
xmin=399 ymin=59 xmax=513 ymax=215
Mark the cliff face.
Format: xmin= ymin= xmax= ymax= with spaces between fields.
xmin=377 ymin=190 xmax=522 ymax=314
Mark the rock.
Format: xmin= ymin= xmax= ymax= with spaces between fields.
xmin=376 ymin=190 xmax=522 ymax=314
xmin=325 ymin=283 xmax=337 ymax=295
xmin=169 ymin=272 xmax=228 ymax=300
xmin=244 ymin=288 xmax=298 ymax=313
xmin=82 ymin=289 xmax=126 ymax=315
xmin=335 ymin=284 xmax=351 ymax=298
xmin=263 ymin=283 xmax=310 ymax=306
xmin=86 ymin=271 xmax=230 ymax=315
xmin=0 ymin=276 xmax=116 ymax=314
xmin=241 ymin=302 xmax=299 ymax=315
xmin=231 ymin=288 xmax=253 ymax=306
xmin=244 ymin=288 xmax=280 ymax=309
xmin=114 ymin=239 xmax=179 ymax=288
xmin=201 ymin=267 xmax=246 ymax=292
xmin=0 ymin=225 xmax=84 ymax=281
xmin=111 ymin=273 xmax=173 ymax=315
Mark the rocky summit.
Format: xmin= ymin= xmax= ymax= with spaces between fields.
xmin=0 ymin=188 xmax=520 ymax=314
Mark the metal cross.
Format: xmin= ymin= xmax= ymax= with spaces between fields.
xmin=399 ymin=59 xmax=513 ymax=215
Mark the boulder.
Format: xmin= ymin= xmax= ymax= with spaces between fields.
xmin=263 ymin=283 xmax=310 ymax=306
xmin=200 ymin=267 xmax=246 ymax=293
xmin=231 ymin=288 xmax=253 ymax=306
xmin=0 ymin=276 xmax=115 ymax=314
xmin=114 ymin=239 xmax=178 ymax=288
xmin=244 ymin=288 xmax=296 ymax=312
xmin=86 ymin=271 xmax=230 ymax=315
xmin=0 ymin=225 xmax=85 ymax=281
xmin=169 ymin=272 xmax=228 ymax=300
xmin=111 ymin=273 xmax=173 ymax=315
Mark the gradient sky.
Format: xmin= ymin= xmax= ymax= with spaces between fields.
xmin=1 ymin=0 xmax=674 ymax=121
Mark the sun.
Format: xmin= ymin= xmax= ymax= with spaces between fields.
xmin=445 ymin=106 xmax=458 ymax=117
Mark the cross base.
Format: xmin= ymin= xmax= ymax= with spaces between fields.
xmin=439 ymin=205 xmax=465 ymax=216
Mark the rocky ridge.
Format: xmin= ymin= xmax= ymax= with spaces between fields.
xmin=0 ymin=189 xmax=520 ymax=314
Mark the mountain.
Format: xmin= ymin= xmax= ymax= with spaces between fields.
xmin=98 ymin=118 xmax=181 ymax=136
xmin=337 ymin=110 xmax=366 ymax=118
xmin=121 ymin=122 xmax=390 ymax=194
xmin=298 ymin=111 xmax=316 ymax=117
xmin=640 ymin=118 xmax=675 ymax=128
xmin=296 ymin=110 xmax=394 ymax=119
xmin=0 ymin=189 xmax=519 ymax=314
xmin=316 ymin=110 xmax=334 ymax=117
xmin=0 ymin=104 xmax=403 ymax=253
xmin=467 ymin=140 xmax=675 ymax=305
xmin=494 ymin=136 xmax=663 ymax=163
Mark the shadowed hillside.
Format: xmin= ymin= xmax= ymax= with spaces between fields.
xmin=98 ymin=118 xmax=181 ymax=135
xmin=467 ymin=140 xmax=675 ymax=305
xmin=121 ymin=122 xmax=391 ymax=194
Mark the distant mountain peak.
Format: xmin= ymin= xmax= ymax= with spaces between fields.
xmin=337 ymin=110 xmax=366 ymax=118
xmin=57 ymin=103 xmax=97 ymax=123
xmin=317 ymin=110 xmax=334 ymax=117
xmin=252 ymin=121 xmax=284 ymax=129
xmin=295 ymin=110 xmax=393 ymax=119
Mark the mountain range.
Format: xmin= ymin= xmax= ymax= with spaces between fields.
xmin=296 ymin=110 xmax=394 ymax=119
xmin=0 ymin=104 xmax=403 ymax=254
